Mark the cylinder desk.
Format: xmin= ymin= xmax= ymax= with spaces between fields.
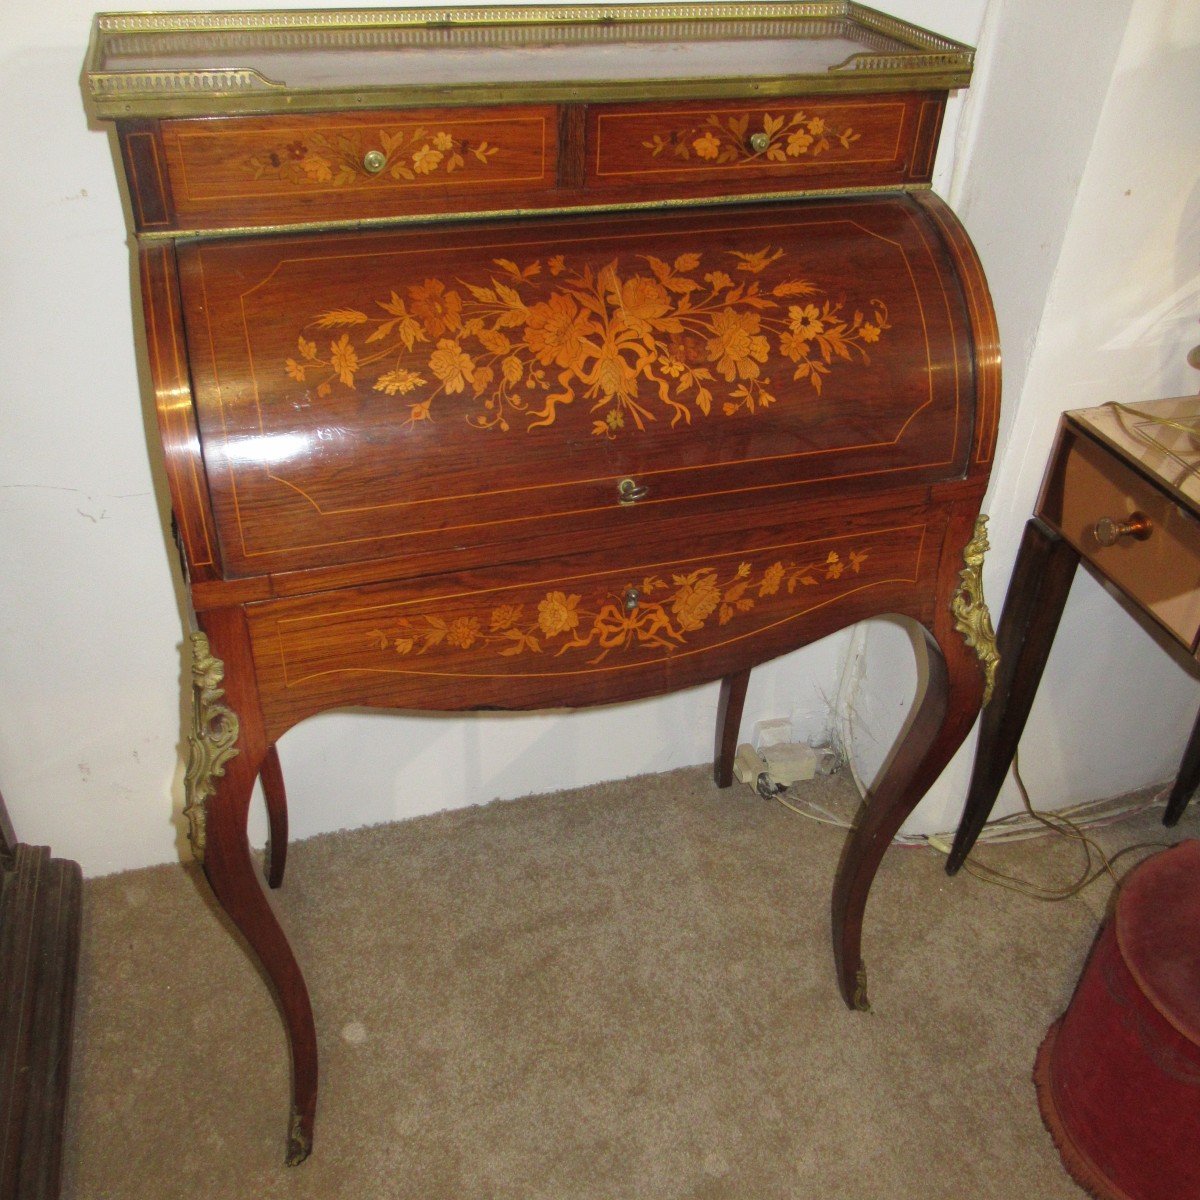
xmin=85 ymin=3 xmax=1000 ymax=1163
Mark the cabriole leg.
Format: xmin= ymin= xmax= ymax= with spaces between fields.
xmin=260 ymin=745 xmax=289 ymax=889
xmin=831 ymin=514 xmax=993 ymax=1011
xmin=185 ymin=614 xmax=317 ymax=1165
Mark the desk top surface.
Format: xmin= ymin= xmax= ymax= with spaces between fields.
xmin=85 ymin=3 xmax=974 ymax=117
xmin=1069 ymin=396 xmax=1200 ymax=516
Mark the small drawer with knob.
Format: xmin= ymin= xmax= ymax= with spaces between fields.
xmin=1041 ymin=429 xmax=1200 ymax=649
xmin=152 ymin=105 xmax=559 ymax=232
xmin=584 ymin=93 xmax=943 ymax=198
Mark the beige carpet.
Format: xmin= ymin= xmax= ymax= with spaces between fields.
xmin=63 ymin=764 xmax=1195 ymax=1198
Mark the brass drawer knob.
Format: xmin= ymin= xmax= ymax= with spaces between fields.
xmin=749 ymin=131 xmax=770 ymax=154
xmin=362 ymin=149 xmax=387 ymax=174
xmin=623 ymin=587 xmax=641 ymax=613
xmin=1093 ymin=512 xmax=1153 ymax=547
xmin=617 ymin=477 xmax=648 ymax=506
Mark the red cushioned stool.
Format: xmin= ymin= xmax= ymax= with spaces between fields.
xmin=1034 ymin=839 xmax=1200 ymax=1200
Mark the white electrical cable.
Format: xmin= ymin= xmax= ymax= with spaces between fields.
xmin=831 ymin=623 xmax=871 ymax=800
xmin=767 ymin=773 xmax=1171 ymax=847
xmin=816 ymin=618 xmax=1176 ymax=850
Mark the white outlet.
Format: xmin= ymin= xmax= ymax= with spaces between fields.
xmin=753 ymin=717 xmax=792 ymax=750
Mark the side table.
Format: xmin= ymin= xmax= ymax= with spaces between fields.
xmin=949 ymin=397 xmax=1200 ymax=873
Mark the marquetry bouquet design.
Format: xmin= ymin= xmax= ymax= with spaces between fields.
xmin=246 ymin=125 xmax=501 ymax=185
xmin=366 ymin=548 xmax=869 ymax=666
xmin=286 ymin=246 xmax=892 ymax=437
xmin=641 ymin=109 xmax=862 ymax=165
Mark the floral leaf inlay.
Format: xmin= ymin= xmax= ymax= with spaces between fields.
xmin=366 ymin=550 xmax=869 ymax=667
xmin=245 ymin=127 xmax=500 ymax=187
xmin=285 ymin=248 xmax=891 ymax=435
xmin=641 ymin=109 xmax=861 ymax=165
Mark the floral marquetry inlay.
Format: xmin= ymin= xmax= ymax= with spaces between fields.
xmin=642 ymin=110 xmax=861 ymax=166
xmin=366 ymin=549 xmax=869 ymax=667
xmin=246 ymin=126 xmax=501 ymax=186
xmin=285 ymin=248 xmax=892 ymax=437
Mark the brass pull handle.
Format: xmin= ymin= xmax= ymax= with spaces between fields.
xmin=623 ymin=587 xmax=641 ymax=613
xmin=1093 ymin=512 xmax=1153 ymax=547
xmin=362 ymin=149 xmax=387 ymax=174
xmin=617 ymin=477 xmax=648 ymax=506
xmin=748 ymin=131 xmax=770 ymax=154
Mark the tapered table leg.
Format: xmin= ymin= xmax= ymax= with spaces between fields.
xmin=714 ymin=670 xmax=751 ymax=788
xmin=946 ymin=519 xmax=1079 ymax=874
xmin=1164 ymin=704 xmax=1200 ymax=826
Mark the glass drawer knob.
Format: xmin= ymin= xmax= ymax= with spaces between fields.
xmin=362 ymin=149 xmax=387 ymax=174
xmin=623 ymin=587 xmax=641 ymax=612
xmin=1093 ymin=512 xmax=1153 ymax=546
xmin=749 ymin=132 xmax=770 ymax=153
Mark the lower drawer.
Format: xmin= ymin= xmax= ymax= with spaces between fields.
xmin=247 ymin=512 xmax=937 ymax=739
xmin=1042 ymin=430 xmax=1200 ymax=650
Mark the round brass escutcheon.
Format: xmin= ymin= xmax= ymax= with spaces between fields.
xmin=617 ymin=477 xmax=648 ymax=505
xmin=1093 ymin=512 xmax=1153 ymax=547
xmin=623 ymin=587 xmax=641 ymax=612
xmin=749 ymin=131 xmax=770 ymax=153
xmin=362 ymin=149 xmax=387 ymax=174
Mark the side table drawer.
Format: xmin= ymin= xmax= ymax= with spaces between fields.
xmin=157 ymin=105 xmax=558 ymax=230
xmin=1042 ymin=430 xmax=1200 ymax=650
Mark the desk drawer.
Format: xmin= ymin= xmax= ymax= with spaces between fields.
xmin=1044 ymin=431 xmax=1200 ymax=650
xmin=178 ymin=194 xmax=978 ymax=577
xmin=586 ymin=93 xmax=942 ymax=197
xmin=246 ymin=514 xmax=932 ymax=738
xmin=158 ymin=106 xmax=558 ymax=230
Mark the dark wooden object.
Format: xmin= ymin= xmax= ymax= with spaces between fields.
xmin=87 ymin=6 xmax=998 ymax=1164
xmin=0 ymin=790 xmax=83 ymax=1200
xmin=948 ymin=518 xmax=1080 ymax=869
xmin=949 ymin=399 xmax=1200 ymax=873
xmin=714 ymin=671 xmax=751 ymax=788
xmin=1165 ymin=708 xmax=1200 ymax=826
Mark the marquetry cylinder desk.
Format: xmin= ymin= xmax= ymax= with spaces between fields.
xmin=86 ymin=4 xmax=1000 ymax=1164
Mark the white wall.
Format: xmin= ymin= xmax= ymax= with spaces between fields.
xmin=16 ymin=0 xmax=1188 ymax=874
xmin=0 ymin=0 xmax=985 ymax=876
xmin=850 ymin=0 xmax=1200 ymax=832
